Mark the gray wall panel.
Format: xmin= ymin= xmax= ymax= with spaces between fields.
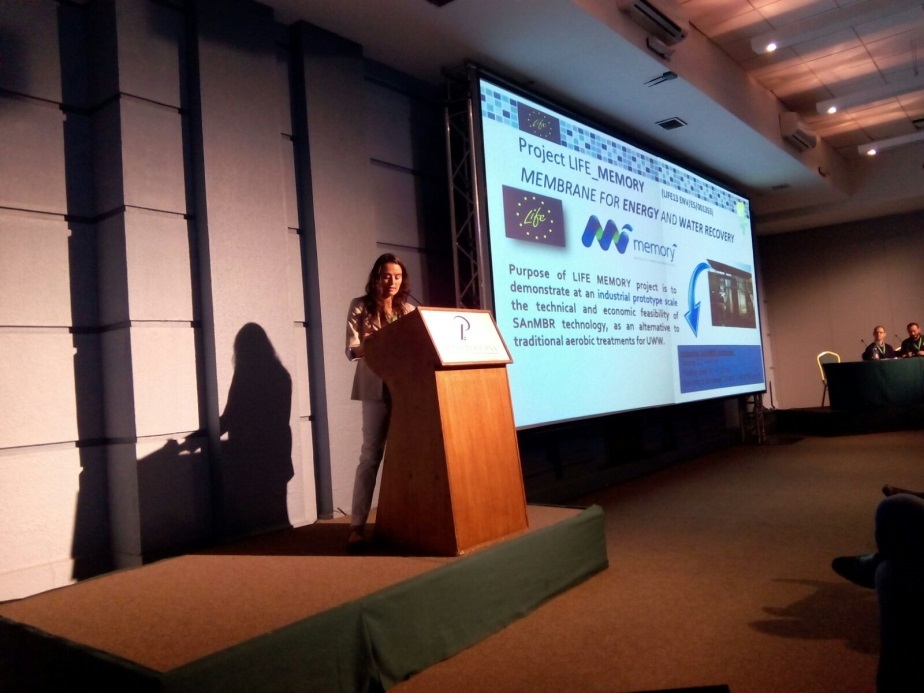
xmin=0 ymin=0 xmax=61 ymax=102
xmin=91 ymin=101 xmax=125 ymax=214
xmin=365 ymin=82 xmax=415 ymax=170
xmin=120 ymin=98 xmax=187 ymax=213
xmin=0 ymin=97 xmax=67 ymax=214
xmin=123 ymin=210 xmax=195 ymax=322
xmin=281 ymin=136 xmax=299 ymax=231
xmin=114 ymin=0 xmax=184 ymax=108
xmin=0 ymin=332 xmax=81 ymax=448
xmin=0 ymin=213 xmax=73 ymax=327
xmin=100 ymin=328 xmax=137 ymax=440
xmin=371 ymin=163 xmax=425 ymax=249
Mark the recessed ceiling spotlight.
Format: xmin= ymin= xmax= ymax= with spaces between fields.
xmin=816 ymin=74 xmax=924 ymax=115
xmin=858 ymin=130 xmax=924 ymax=156
xmin=750 ymin=0 xmax=924 ymax=55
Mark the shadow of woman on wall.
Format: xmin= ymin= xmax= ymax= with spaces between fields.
xmin=211 ymin=322 xmax=294 ymax=538
xmin=69 ymin=324 xmax=294 ymax=580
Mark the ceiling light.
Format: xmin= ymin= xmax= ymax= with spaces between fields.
xmin=817 ymin=75 xmax=924 ymax=115
xmin=857 ymin=130 xmax=924 ymax=156
xmin=750 ymin=0 xmax=923 ymax=54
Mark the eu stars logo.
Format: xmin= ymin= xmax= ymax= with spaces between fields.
xmin=503 ymin=186 xmax=565 ymax=247
xmin=516 ymin=103 xmax=561 ymax=144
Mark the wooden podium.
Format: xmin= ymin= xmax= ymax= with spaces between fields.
xmin=363 ymin=307 xmax=528 ymax=555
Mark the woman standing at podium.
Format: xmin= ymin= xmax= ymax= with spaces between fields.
xmin=345 ymin=253 xmax=416 ymax=548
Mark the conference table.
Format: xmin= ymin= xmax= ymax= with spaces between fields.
xmin=823 ymin=358 xmax=924 ymax=411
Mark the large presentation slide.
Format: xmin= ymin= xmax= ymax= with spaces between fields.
xmin=476 ymin=76 xmax=766 ymax=428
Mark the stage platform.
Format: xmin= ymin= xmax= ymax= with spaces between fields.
xmin=773 ymin=404 xmax=924 ymax=437
xmin=0 ymin=505 xmax=607 ymax=692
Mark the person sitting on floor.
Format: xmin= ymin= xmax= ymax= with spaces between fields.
xmin=832 ymin=490 xmax=924 ymax=692
xmin=832 ymin=484 xmax=924 ymax=586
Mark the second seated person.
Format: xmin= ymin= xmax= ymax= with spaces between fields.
xmin=344 ymin=253 xmax=416 ymax=548
xmin=863 ymin=325 xmax=898 ymax=360
xmin=899 ymin=322 xmax=924 ymax=357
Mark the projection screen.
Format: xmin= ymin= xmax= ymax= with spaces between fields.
xmin=473 ymin=73 xmax=767 ymax=428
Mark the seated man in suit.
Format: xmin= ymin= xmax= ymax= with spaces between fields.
xmin=899 ymin=322 xmax=923 ymax=358
xmin=863 ymin=325 xmax=898 ymax=360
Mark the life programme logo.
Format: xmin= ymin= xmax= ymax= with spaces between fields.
xmin=502 ymin=186 xmax=565 ymax=247
xmin=582 ymin=215 xmax=633 ymax=253
xmin=516 ymin=103 xmax=561 ymax=144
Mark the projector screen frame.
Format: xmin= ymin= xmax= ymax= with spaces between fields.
xmin=465 ymin=66 xmax=767 ymax=430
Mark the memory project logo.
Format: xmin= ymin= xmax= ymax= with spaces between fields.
xmin=502 ymin=185 xmax=565 ymax=247
xmin=582 ymin=215 xmax=633 ymax=253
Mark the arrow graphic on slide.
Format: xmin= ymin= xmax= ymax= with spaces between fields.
xmin=685 ymin=262 xmax=710 ymax=336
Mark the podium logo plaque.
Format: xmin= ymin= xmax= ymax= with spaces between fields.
xmin=418 ymin=308 xmax=512 ymax=366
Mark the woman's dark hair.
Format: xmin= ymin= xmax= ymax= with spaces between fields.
xmin=363 ymin=253 xmax=411 ymax=320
